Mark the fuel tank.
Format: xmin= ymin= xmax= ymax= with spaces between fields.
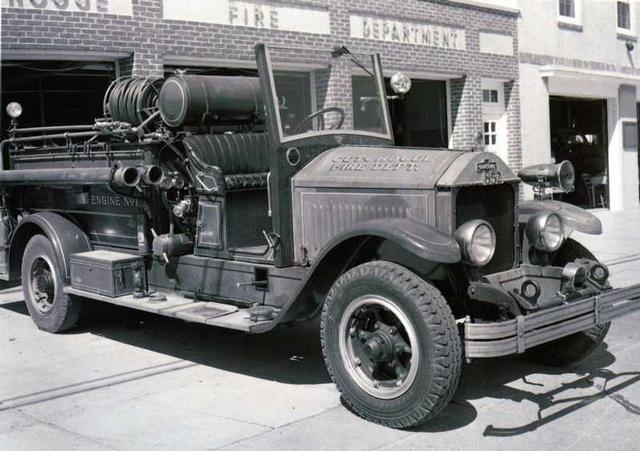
xmin=291 ymin=146 xmax=518 ymax=263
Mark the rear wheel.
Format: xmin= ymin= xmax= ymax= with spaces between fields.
xmin=21 ymin=235 xmax=81 ymax=332
xmin=321 ymin=261 xmax=462 ymax=429
xmin=523 ymin=239 xmax=610 ymax=366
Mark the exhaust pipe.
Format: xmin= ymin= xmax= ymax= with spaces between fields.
xmin=138 ymin=165 xmax=164 ymax=186
xmin=112 ymin=166 xmax=141 ymax=188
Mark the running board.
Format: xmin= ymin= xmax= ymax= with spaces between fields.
xmin=64 ymin=287 xmax=276 ymax=332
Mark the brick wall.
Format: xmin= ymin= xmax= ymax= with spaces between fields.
xmin=1 ymin=0 xmax=521 ymax=158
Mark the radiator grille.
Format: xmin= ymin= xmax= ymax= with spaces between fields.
xmin=455 ymin=184 xmax=516 ymax=274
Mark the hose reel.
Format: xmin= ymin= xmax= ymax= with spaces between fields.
xmin=103 ymin=76 xmax=163 ymax=126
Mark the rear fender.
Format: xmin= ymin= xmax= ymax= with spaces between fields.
xmin=519 ymin=200 xmax=602 ymax=236
xmin=9 ymin=212 xmax=92 ymax=281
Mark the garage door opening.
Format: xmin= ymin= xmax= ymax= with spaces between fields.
xmin=1 ymin=60 xmax=115 ymax=139
xmin=385 ymin=79 xmax=448 ymax=148
xmin=550 ymin=96 xmax=609 ymax=209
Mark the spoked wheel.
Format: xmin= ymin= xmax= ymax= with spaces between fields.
xmin=322 ymin=261 xmax=462 ymax=429
xmin=22 ymin=235 xmax=81 ymax=332
xmin=339 ymin=296 xmax=419 ymax=399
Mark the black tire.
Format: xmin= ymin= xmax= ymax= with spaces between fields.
xmin=523 ymin=238 xmax=610 ymax=366
xmin=21 ymin=234 xmax=81 ymax=333
xmin=321 ymin=261 xmax=462 ymax=429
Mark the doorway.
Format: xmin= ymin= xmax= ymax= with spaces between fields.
xmin=481 ymin=79 xmax=508 ymax=163
xmin=1 ymin=60 xmax=115 ymax=139
xmin=549 ymin=97 xmax=609 ymax=209
xmin=385 ymin=79 xmax=448 ymax=148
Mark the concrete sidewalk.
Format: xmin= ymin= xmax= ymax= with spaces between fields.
xmin=1 ymin=209 xmax=640 ymax=450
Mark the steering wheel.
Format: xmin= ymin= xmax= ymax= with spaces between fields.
xmin=293 ymin=107 xmax=345 ymax=134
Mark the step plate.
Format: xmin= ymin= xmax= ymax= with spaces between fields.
xmin=64 ymin=287 xmax=273 ymax=332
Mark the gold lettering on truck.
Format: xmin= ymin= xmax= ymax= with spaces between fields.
xmin=329 ymin=155 xmax=430 ymax=172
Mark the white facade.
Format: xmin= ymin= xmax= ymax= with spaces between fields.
xmin=518 ymin=0 xmax=640 ymax=210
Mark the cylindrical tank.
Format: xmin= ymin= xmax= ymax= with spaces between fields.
xmin=158 ymin=75 xmax=264 ymax=128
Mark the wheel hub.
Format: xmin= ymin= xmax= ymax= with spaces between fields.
xmin=339 ymin=295 xmax=420 ymax=400
xmin=35 ymin=273 xmax=54 ymax=294
xmin=362 ymin=331 xmax=395 ymax=362
xmin=29 ymin=255 xmax=56 ymax=314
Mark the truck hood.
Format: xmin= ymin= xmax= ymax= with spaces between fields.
xmin=292 ymin=146 xmax=519 ymax=190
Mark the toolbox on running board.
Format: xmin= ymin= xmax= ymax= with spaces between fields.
xmin=70 ymin=250 xmax=145 ymax=297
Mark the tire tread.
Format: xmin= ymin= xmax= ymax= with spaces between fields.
xmin=321 ymin=261 xmax=462 ymax=429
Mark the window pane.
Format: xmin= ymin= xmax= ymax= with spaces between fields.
xmin=559 ymin=0 xmax=575 ymax=17
xmin=491 ymin=135 xmax=497 ymax=145
xmin=483 ymin=89 xmax=490 ymax=102
xmin=491 ymin=90 xmax=498 ymax=103
xmin=491 ymin=122 xmax=496 ymax=132
xmin=484 ymin=135 xmax=490 ymax=145
xmin=274 ymin=71 xmax=312 ymax=135
xmin=484 ymin=122 xmax=489 ymax=132
xmin=618 ymin=1 xmax=631 ymax=29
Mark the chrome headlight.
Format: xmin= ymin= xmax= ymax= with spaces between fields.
xmin=6 ymin=102 xmax=22 ymax=119
xmin=526 ymin=212 xmax=564 ymax=252
xmin=454 ymin=220 xmax=496 ymax=266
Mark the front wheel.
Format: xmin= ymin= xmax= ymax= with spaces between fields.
xmin=21 ymin=234 xmax=81 ymax=332
xmin=321 ymin=261 xmax=462 ymax=429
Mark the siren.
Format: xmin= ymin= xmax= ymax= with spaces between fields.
xmin=518 ymin=160 xmax=575 ymax=194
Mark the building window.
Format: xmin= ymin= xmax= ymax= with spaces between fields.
xmin=557 ymin=0 xmax=581 ymax=26
xmin=483 ymin=89 xmax=499 ymax=103
xmin=618 ymin=1 xmax=631 ymax=30
xmin=484 ymin=121 xmax=497 ymax=146
xmin=559 ymin=0 xmax=575 ymax=18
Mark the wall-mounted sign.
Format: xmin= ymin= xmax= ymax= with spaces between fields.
xmin=163 ymin=0 xmax=330 ymax=35
xmin=350 ymin=14 xmax=466 ymax=51
xmin=2 ymin=0 xmax=132 ymax=15
xmin=479 ymin=32 xmax=514 ymax=56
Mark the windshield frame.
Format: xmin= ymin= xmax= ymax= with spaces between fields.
xmin=257 ymin=44 xmax=394 ymax=145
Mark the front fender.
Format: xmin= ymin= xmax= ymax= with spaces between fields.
xmin=519 ymin=200 xmax=602 ymax=235
xmin=315 ymin=218 xmax=461 ymax=265
xmin=254 ymin=219 xmax=460 ymax=332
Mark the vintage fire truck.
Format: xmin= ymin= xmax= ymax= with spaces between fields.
xmin=2 ymin=44 xmax=640 ymax=428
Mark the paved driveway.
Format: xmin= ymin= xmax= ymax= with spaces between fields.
xmin=2 ymin=209 xmax=640 ymax=450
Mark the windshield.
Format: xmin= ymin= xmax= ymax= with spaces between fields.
xmin=264 ymin=46 xmax=391 ymax=142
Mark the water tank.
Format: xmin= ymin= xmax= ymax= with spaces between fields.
xmin=158 ymin=75 xmax=264 ymax=128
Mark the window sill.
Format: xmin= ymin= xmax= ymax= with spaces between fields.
xmin=617 ymin=29 xmax=637 ymax=40
xmin=557 ymin=21 xmax=583 ymax=32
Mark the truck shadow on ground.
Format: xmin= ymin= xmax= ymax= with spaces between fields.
xmin=439 ymin=349 xmax=640 ymax=436
xmin=2 ymin=298 xmax=639 ymax=435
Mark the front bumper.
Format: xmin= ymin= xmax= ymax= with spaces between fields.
xmin=464 ymin=282 xmax=640 ymax=358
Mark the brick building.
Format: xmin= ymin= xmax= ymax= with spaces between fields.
xmin=1 ymin=0 xmax=521 ymax=167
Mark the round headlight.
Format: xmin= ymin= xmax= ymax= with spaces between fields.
xmin=454 ymin=219 xmax=496 ymax=266
xmin=526 ymin=212 xmax=565 ymax=252
xmin=390 ymin=72 xmax=412 ymax=95
xmin=6 ymin=102 xmax=22 ymax=119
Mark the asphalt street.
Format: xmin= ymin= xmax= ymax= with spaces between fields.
xmin=1 ymin=208 xmax=640 ymax=450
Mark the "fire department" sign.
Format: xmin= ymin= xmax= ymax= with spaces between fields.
xmin=2 ymin=0 xmax=132 ymax=15
xmin=163 ymin=0 xmax=330 ymax=35
xmin=350 ymin=14 xmax=466 ymax=50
